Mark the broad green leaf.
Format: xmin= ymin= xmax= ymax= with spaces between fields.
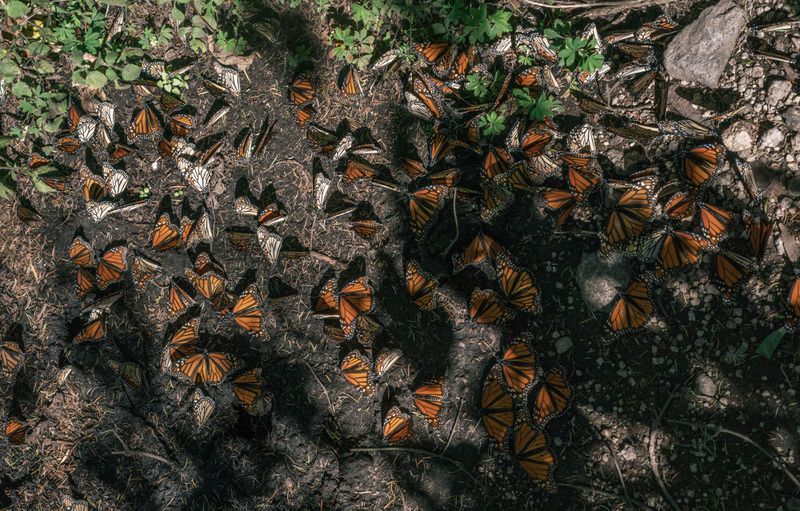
xmin=34 ymin=61 xmax=55 ymax=74
xmin=0 ymin=59 xmax=20 ymax=80
xmin=756 ymin=328 xmax=786 ymax=358
xmin=11 ymin=81 xmax=31 ymax=97
xmin=0 ymin=136 xmax=12 ymax=148
xmin=104 ymin=68 xmax=118 ymax=81
xmin=6 ymin=0 xmax=30 ymax=18
xmin=121 ymin=63 xmax=141 ymax=81
xmin=85 ymin=70 xmax=108 ymax=88
xmin=171 ymin=7 xmax=185 ymax=24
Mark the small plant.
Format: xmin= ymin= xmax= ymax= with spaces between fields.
xmin=431 ymin=1 xmax=512 ymax=44
xmin=465 ymin=73 xmax=490 ymax=99
xmin=478 ymin=112 xmax=505 ymax=137
xmin=288 ymin=44 xmax=313 ymax=70
xmin=544 ymin=19 xmax=604 ymax=73
xmin=513 ymin=88 xmax=564 ymax=120
xmin=330 ymin=27 xmax=375 ymax=69
xmin=138 ymin=25 xmax=174 ymax=50
xmin=158 ymin=71 xmax=189 ymax=95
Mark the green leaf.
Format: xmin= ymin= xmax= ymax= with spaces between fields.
xmin=99 ymin=0 xmax=128 ymax=5
xmin=756 ymin=328 xmax=786 ymax=358
xmin=203 ymin=12 xmax=217 ymax=30
xmin=0 ymin=136 xmax=13 ymax=149
xmin=32 ymin=176 xmax=56 ymax=194
xmin=11 ymin=81 xmax=31 ymax=97
xmin=5 ymin=0 xmax=30 ymax=18
xmin=34 ymin=61 xmax=55 ymax=74
xmin=0 ymin=173 xmax=16 ymax=199
xmin=0 ymin=59 xmax=20 ymax=80
xmin=85 ymin=70 xmax=108 ymax=89
xmin=105 ymin=68 xmax=119 ymax=81
xmin=172 ymin=7 xmax=185 ymax=24
xmin=121 ymin=63 xmax=141 ymax=81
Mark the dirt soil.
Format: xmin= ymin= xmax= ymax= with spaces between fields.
xmin=2 ymin=0 xmax=800 ymax=510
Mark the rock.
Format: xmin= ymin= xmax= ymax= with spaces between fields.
xmin=555 ymin=337 xmax=573 ymax=354
xmin=721 ymin=121 xmax=754 ymax=154
xmin=664 ymin=0 xmax=748 ymax=88
xmin=760 ymin=127 xmax=784 ymax=149
xmin=767 ymin=80 xmax=792 ymax=106
xmin=784 ymin=106 xmax=800 ymax=131
xmin=697 ymin=373 xmax=716 ymax=397
xmin=575 ymin=252 xmax=632 ymax=312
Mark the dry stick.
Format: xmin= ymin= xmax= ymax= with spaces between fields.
xmin=304 ymin=361 xmax=335 ymax=414
xmin=442 ymin=190 xmax=459 ymax=257
xmin=109 ymin=430 xmax=178 ymax=469
xmin=441 ymin=399 xmax=463 ymax=454
xmin=556 ymin=483 xmax=656 ymax=511
xmin=350 ymin=447 xmax=479 ymax=486
xmin=667 ymin=419 xmax=800 ymax=491
xmin=649 ymin=378 xmax=688 ymax=511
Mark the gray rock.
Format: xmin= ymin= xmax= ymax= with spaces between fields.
xmin=784 ymin=106 xmax=800 ymax=131
xmin=760 ymin=127 xmax=784 ymax=149
xmin=575 ymin=252 xmax=631 ymax=312
xmin=767 ymin=80 xmax=792 ymax=105
xmin=664 ymin=0 xmax=747 ymax=88
xmin=554 ymin=337 xmax=573 ymax=354
xmin=697 ymin=373 xmax=716 ymax=397
xmin=721 ymin=121 xmax=754 ymax=154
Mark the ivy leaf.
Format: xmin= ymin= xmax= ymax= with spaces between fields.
xmin=5 ymin=0 xmax=30 ymax=18
xmin=756 ymin=328 xmax=786 ymax=358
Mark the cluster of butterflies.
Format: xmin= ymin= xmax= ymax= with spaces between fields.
xmin=479 ymin=337 xmax=573 ymax=486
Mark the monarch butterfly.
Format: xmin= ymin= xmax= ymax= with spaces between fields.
xmin=603 ymin=184 xmax=655 ymax=250
xmin=167 ymin=278 xmax=195 ymax=320
xmin=541 ymin=188 xmax=577 ymax=227
xmin=481 ymin=176 xmax=515 ymax=223
xmin=638 ymin=225 xmax=711 ymax=276
xmin=160 ymin=90 xmax=185 ymax=113
xmin=352 ymin=314 xmax=382 ymax=347
xmin=450 ymin=47 xmax=476 ymax=79
xmin=607 ymin=280 xmax=653 ymax=335
xmin=712 ymin=250 xmax=752 ymax=301
xmin=528 ymin=368 xmax=573 ymax=427
xmin=405 ymin=89 xmax=442 ymax=122
xmin=338 ymin=65 xmax=361 ymax=95
xmin=39 ymin=171 xmax=70 ymax=192
xmin=408 ymin=185 xmax=448 ymax=239
xmin=225 ymin=227 xmax=255 ymax=252
xmin=343 ymin=158 xmax=376 ymax=183
xmin=784 ymin=271 xmax=800 ymax=332
xmin=481 ymin=368 xmax=515 ymax=444
xmin=696 ymin=202 xmax=733 ymax=242
xmin=5 ymin=419 xmax=26 ymax=444
xmin=81 ymin=167 xmax=106 ymax=203
xmin=515 ymin=66 xmax=540 ymax=88
xmin=0 ymin=340 xmax=23 ymax=380
xmin=527 ymin=33 xmax=558 ymax=63
xmin=498 ymin=339 xmax=539 ymax=394
xmin=76 ymin=116 xmax=98 ymax=144
xmin=313 ymin=278 xmax=338 ymax=316
xmin=183 ymin=163 xmax=211 ymax=194
xmin=192 ymin=388 xmax=215 ymax=427
xmin=337 ymin=277 xmax=376 ymax=337
xmin=469 ymin=288 xmax=515 ymax=324
xmin=428 ymin=131 xmax=453 ymax=166
xmin=288 ymin=74 xmax=315 ymax=106
xmin=171 ymin=349 xmax=241 ymax=385
xmin=637 ymin=14 xmax=679 ymax=41
xmin=406 ymin=260 xmax=439 ymax=311
xmin=62 ymin=495 xmax=90 ymax=511
xmin=168 ymin=113 xmax=195 ymax=138
xmin=257 ymin=226 xmax=283 ymax=267
xmin=76 ymin=267 xmax=96 ymax=299
xmin=94 ymin=100 xmax=115 ymax=129
xmin=412 ymin=379 xmax=446 ymax=428
xmin=101 ymin=163 xmax=129 ymax=198
xmin=414 ymin=42 xmax=455 ymax=77
xmin=150 ymin=212 xmax=182 ymax=251
xmin=256 ymin=204 xmax=286 ymax=227
xmin=519 ymin=129 xmax=552 ymax=157
xmin=374 ymin=349 xmax=402 ymax=378
xmin=73 ymin=315 xmax=106 ymax=344
xmin=56 ymin=135 xmax=82 ymax=155
xmin=511 ymin=422 xmax=556 ymax=485
xmin=683 ymin=144 xmax=725 ymax=189
xmin=213 ymin=62 xmax=241 ymax=97
xmin=230 ymin=284 xmax=267 ymax=337
xmin=313 ymin=157 xmax=333 ymax=210
xmin=294 ymin=104 xmax=316 ymax=127
xmin=130 ymin=103 xmax=162 ymax=140
xmin=232 ymin=368 xmax=263 ymax=414
xmin=69 ymin=234 xmax=96 ymax=268
xmin=744 ymin=212 xmax=773 ymax=262
xmin=562 ymin=153 xmax=602 ymax=204
xmin=383 ymin=406 xmax=413 ymax=444
xmin=161 ymin=317 xmax=200 ymax=371
xmin=350 ymin=219 xmax=381 ymax=241
xmin=185 ymin=265 xmax=226 ymax=301
xmin=453 ymin=232 xmax=505 ymax=273
xmin=340 ymin=350 xmax=373 ymax=394
xmin=663 ymin=190 xmax=695 ymax=220
xmin=234 ymin=195 xmax=260 ymax=217
xmin=496 ymin=254 xmax=541 ymax=314
xmin=237 ymin=129 xmax=254 ymax=160
xmin=483 ymin=146 xmax=511 ymax=181
xmin=109 ymin=360 xmax=143 ymax=390
xmin=567 ymin=123 xmax=596 ymax=153
xmin=96 ymin=246 xmax=128 ymax=290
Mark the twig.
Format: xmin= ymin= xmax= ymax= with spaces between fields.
xmin=441 ymin=399 xmax=462 ymax=454
xmin=304 ymin=361 xmax=335 ymax=414
xmin=350 ymin=446 xmax=479 ymax=485
xmin=442 ymin=190 xmax=459 ymax=257
xmin=667 ymin=419 xmax=800 ymax=491
xmin=108 ymin=430 xmax=178 ymax=469
xmin=649 ymin=377 xmax=691 ymax=511
xmin=309 ymin=250 xmax=344 ymax=266
xmin=556 ymin=482 xmax=656 ymax=511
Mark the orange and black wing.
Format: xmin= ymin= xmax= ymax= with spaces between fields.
xmin=511 ymin=422 xmax=556 ymax=485
xmin=168 ymin=279 xmax=196 ymax=320
xmin=562 ymin=153 xmax=602 ymax=204
xmin=482 ymin=146 xmax=511 ymax=180
xmin=5 ymin=420 xmax=26 ymax=444
xmin=412 ymin=379 xmax=445 ymax=428
xmin=786 ymin=276 xmax=800 ymax=332
xmin=683 ymin=144 xmax=724 ymax=189
xmin=496 ymin=254 xmax=541 ymax=313
xmin=382 ymin=406 xmax=413 ymax=444
xmin=712 ymin=251 xmax=752 ymax=302
xmin=498 ymin=339 xmax=538 ymax=394
xmin=542 ymin=188 xmax=576 ymax=227
xmin=603 ymin=185 xmax=655 ymax=249
xmin=697 ymin=202 xmax=733 ymax=242
xmin=232 ymin=284 xmax=267 ymax=337
xmin=607 ymin=280 xmax=653 ymax=335
xmin=0 ymin=341 xmax=23 ymax=380
xmin=408 ymin=185 xmax=448 ymax=239
xmin=469 ymin=288 xmax=515 ymax=324
xmin=340 ymin=350 xmax=373 ymax=394
xmin=529 ymin=368 xmax=573 ymax=427
xmin=185 ymin=269 xmax=226 ymax=301
xmin=76 ymin=267 xmax=96 ymax=299
xmin=69 ymin=235 xmax=96 ymax=267
xmin=744 ymin=213 xmax=773 ymax=262
xmin=405 ymin=260 xmax=439 ymax=310
xmin=288 ymin=74 xmax=315 ymax=106
xmin=171 ymin=351 xmax=239 ymax=386
xmin=453 ymin=232 xmax=504 ymax=272
xmin=337 ymin=65 xmax=360 ymax=95
xmin=150 ymin=213 xmax=183 ymax=251
xmin=96 ymin=246 xmax=128 ymax=290
xmin=73 ymin=316 xmax=107 ymax=344
xmin=130 ymin=103 xmax=162 ymax=139
xmin=232 ymin=368 xmax=263 ymax=414
xmin=337 ymin=277 xmax=375 ymax=332
xmin=480 ymin=369 xmax=515 ymax=444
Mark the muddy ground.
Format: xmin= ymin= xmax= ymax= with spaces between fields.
xmin=2 ymin=0 xmax=800 ymax=510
